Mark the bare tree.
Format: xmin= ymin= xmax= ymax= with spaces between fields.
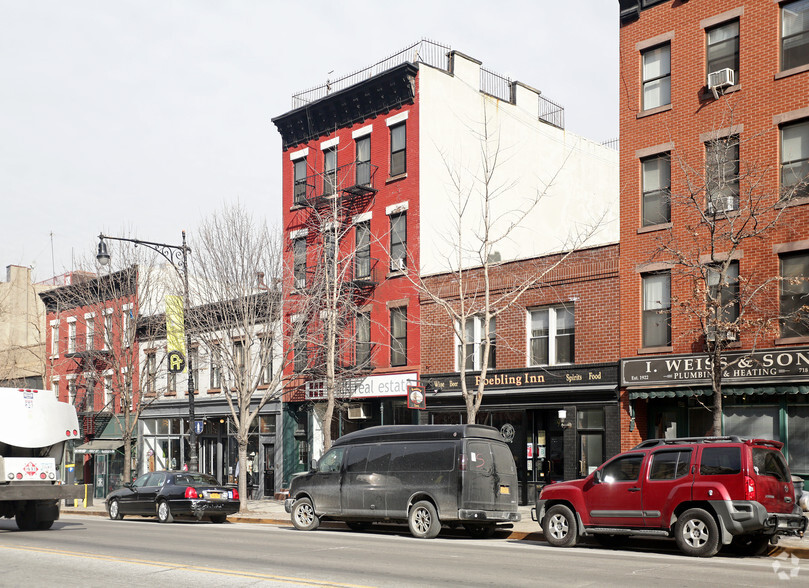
xmin=646 ymin=105 xmax=809 ymax=435
xmin=185 ymin=204 xmax=292 ymax=507
xmin=412 ymin=109 xmax=607 ymax=424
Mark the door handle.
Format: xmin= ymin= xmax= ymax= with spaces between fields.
xmin=628 ymin=487 xmax=641 ymax=492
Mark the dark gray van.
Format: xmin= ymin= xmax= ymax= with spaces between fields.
xmin=284 ymin=425 xmax=520 ymax=538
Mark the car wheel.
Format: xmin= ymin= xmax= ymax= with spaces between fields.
xmin=408 ymin=501 xmax=441 ymax=539
xmin=36 ymin=519 xmax=55 ymax=530
xmin=345 ymin=521 xmax=371 ymax=532
xmin=674 ymin=508 xmax=720 ymax=557
xmin=291 ymin=498 xmax=320 ymax=531
xmin=157 ymin=500 xmax=174 ymax=524
xmin=730 ymin=534 xmax=771 ymax=557
xmin=542 ymin=504 xmax=578 ymax=547
xmin=210 ymin=515 xmax=227 ymax=524
xmin=465 ymin=523 xmax=496 ymax=539
xmin=108 ymin=499 xmax=124 ymax=520
xmin=15 ymin=506 xmax=37 ymax=532
xmin=594 ymin=534 xmax=630 ymax=549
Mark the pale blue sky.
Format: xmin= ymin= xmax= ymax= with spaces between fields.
xmin=0 ymin=0 xmax=618 ymax=281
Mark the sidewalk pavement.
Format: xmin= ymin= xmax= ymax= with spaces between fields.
xmin=62 ymin=500 xmax=809 ymax=559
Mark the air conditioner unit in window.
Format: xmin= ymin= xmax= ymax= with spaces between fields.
xmin=708 ymin=68 xmax=735 ymax=99
xmin=347 ymin=404 xmax=369 ymax=420
xmin=707 ymin=326 xmax=738 ymax=343
xmin=390 ymin=257 xmax=405 ymax=272
xmin=707 ymin=195 xmax=737 ymax=214
xmin=295 ymin=277 xmax=306 ymax=290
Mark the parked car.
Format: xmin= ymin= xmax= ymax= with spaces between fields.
xmin=105 ymin=471 xmax=240 ymax=523
xmin=285 ymin=424 xmax=521 ymax=539
xmin=532 ymin=436 xmax=807 ymax=557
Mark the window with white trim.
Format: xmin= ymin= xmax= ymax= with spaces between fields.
xmin=390 ymin=123 xmax=406 ymax=176
xmin=706 ymin=135 xmax=739 ymax=212
xmin=456 ymin=316 xmax=496 ymax=371
xmin=51 ymin=323 xmax=59 ymax=356
xmin=642 ymin=272 xmax=671 ymax=347
xmin=324 ymin=147 xmax=337 ymax=195
xmin=781 ymin=120 xmax=809 ymax=200
xmin=642 ymin=43 xmax=671 ymax=110
xmin=529 ymin=306 xmax=574 ymax=366
xmin=294 ymin=158 xmax=308 ymax=204
xmin=780 ymin=251 xmax=809 ymax=337
xmin=68 ymin=320 xmax=76 ymax=354
xmin=641 ymin=153 xmax=670 ymax=226
xmin=706 ymin=20 xmax=739 ymax=83
xmin=390 ymin=212 xmax=406 ymax=271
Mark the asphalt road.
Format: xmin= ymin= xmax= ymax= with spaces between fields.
xmin=0 ymin=515 xmax=803 ymax=587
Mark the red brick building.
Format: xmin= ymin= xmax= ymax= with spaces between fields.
xmin=618 ymin=0 xmax=809 ymax=478
xmin=420 ymin=245 xmax=620 ymax=504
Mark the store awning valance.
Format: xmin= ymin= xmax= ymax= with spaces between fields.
xmin=74 ymin=439 xmax=124 ymax=455
xmin=629 ymin=385 xmax=809 ymax=400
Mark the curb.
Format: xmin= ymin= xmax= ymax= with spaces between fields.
xmin=62 ymin=509 xmax=807 ymax=558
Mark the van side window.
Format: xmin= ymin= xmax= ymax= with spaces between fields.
xmin=390 ymin=442 xmax=455 ymax=472
xmin=649 ymin=450 xmax=691 ymax=480
xmin=318 ymin=448 xmax=345 ymax=473
xmin=700 ymin=447 xmax=741 ymax=475
xmin=366 ymin=445 xmax=392 ymax=472
xmin=752 ymin=448 xmax=789 ymax=482
xmin=345 ymin=446 xmax=370 ymax=473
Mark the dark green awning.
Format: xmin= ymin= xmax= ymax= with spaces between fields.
xmin=629 ymin=385 xmax=809 ymax=400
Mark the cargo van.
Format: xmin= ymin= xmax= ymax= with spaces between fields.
xmin=284 ymin=424 xmax=521 ymax=538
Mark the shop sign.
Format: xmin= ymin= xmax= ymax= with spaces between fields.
xmin=305 ymin=373 xmax=417 ymax=400
xmin=621 ymin=347 xmax=809 ymax=387
xmin=424 ymin=365 xmax=617 ymax=394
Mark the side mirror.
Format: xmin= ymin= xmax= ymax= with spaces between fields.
xmin=124 ymin=482 xmax=134 ymax=490
xmin=310 ymin=458 xmax=319 ymax=471
xmin=593 ymin=470 xmax=602 ymax=484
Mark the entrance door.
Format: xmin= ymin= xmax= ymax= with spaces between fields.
xmin=263 ymin=443 xmax=275 ymax=498
xmin=200 ymin=438 xmax=217 ymax=479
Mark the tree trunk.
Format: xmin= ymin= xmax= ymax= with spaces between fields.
xmin=711 ymin=345 xmax=723 ymax=436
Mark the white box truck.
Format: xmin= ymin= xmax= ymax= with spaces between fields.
xmin=0 ymin=387 xmax=93 ymax=530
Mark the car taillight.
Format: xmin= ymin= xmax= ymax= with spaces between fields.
xmin=459 ymin=454 xmax=467 ymax=472
xmin=185 ymin=487 xmax=198 ymax=499
xmin=230 ymin=488 xmax=239 ymax=500
xmin=744 ymin=475 xmax=756 ymax=501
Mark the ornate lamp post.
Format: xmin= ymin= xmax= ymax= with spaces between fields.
xmin=96 ymin=232 xmax=199 ymax=471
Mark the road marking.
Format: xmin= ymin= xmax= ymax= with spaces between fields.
xmin=0 ymin=544 xmax=374 ymax=588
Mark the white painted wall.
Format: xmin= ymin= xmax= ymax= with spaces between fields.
xmin=417 ymin=56 xmax=619 ymax=275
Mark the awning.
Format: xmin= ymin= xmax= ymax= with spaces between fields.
xmin=629 ymin=384 xmax=809 ymax=400
xmin=74 ymin=439 xmax=124 ymax=455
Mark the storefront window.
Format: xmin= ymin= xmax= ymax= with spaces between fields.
xmin=578 ymin=408 xmax=605 ymax=477
xmin=724 ymin=405 xmax=780 ymax=441
xmin=787 ymin=405 xmax=809 ymax=473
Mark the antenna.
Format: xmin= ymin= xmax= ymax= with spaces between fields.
xmin=50 ymin=231 xmax=55 ymax=277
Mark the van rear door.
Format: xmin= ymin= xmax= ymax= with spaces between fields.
xmin=463 ymin=441 xmax=518 ymax=511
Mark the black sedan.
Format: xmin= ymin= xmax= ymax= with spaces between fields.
xmin=105 ymin=471 xmax=240 ymax=523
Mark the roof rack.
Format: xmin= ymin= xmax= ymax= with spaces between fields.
xmin=633 ymin=436 xmax=743 ymax=449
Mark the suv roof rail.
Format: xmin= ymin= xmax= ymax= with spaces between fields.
xmin=632 ymin=436 xmax=744 ymax=449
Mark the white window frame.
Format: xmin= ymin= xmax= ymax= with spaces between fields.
xmin=50 ymin=320 xmax=59 ymax=357
xmin=67 ymin=318 xmax=77 ymax=354
xmin=527 ymin=305 xmax=575 ymax=367
xmin=455 ymin=316 xmax=496 ymax=372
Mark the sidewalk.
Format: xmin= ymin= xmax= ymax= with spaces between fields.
xmin=63 ymin=499 xmax=809 ymax=558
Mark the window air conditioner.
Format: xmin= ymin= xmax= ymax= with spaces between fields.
xmin=708 ymin=195 xmax=736 ymax=214
xmin=295 ymin=277 xmax=306 ymax=289
xmin=707 ymin=327 xmax=737 ymax=342
xmin=707 ymin=68 xmax=735 ymax=99
xmin=347 ymin=405 xmax=369 ymax=420
xmin=390 ymin=257 xmax=405 ymax=272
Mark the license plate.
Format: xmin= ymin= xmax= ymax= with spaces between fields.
xmin=209 ymin=492 xmax=221 ymax=499
xmin=500 ymin=486 xmax=510 ymax=495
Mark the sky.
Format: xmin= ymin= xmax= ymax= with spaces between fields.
xmin=0 ymin=0 xmax=619 ymax=282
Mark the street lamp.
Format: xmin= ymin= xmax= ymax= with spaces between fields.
xmin=96 ymin=232 xmax=199 ymax=472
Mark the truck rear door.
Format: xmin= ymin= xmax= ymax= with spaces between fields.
xmin=463 ymin=441 xmax=517 ymax=511
xmin=751 ymin=446 xmax=794 ymax=514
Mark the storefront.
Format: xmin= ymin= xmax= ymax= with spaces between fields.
xmin=139 ymin=398 xmax=282 ymax=499
xmin=622 ymin=347 xmax=809 ymax=483
xmin=73 ymin=418 xmax=128 ymax=499
xmin=422 ymin=363 xmax=620 ymax=505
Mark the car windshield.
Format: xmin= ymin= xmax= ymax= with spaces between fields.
xmin=174 ymin=473 xmax=220 ymax=486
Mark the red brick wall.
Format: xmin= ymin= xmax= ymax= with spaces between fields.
xmin=618 ymin=0 xmax=809 ymax=442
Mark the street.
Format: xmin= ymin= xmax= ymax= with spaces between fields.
xmin=0 ymin=515 xmax=802 ymax=587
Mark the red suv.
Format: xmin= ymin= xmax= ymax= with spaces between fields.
xmin=533 ymin=436 xmax=807 ymax=557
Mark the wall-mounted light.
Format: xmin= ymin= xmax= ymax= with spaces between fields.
xmin=558 ymin=409 xmax=573 ymax=429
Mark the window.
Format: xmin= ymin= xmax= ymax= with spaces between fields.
xmin=356 ymin=136 xmax=371 ymax=186
xmin=209 ymin=346 xmax=222 ymax=389
xmin=578 ymin=409 xmax=605 ymax=477
xmin=259 ymin=337 xmax=273 ymax=386
xmin=456 ymin=316 xmax=496 ymax=371
xmin=390 ymin=123 xmax=406 ymax=176
xmin=293 ymin=237 xmax=307 ymax=289
xmin=355 ymin=221 xmax=371 ymax=280
xmin=293 ymin=158 xmax=307 ymax=204
xmin=529 ymin=306 xmax=574 ymax=365
xmin=780 ymin=120 xmax=809 ymax=200
xmin=356 ymin=311 xmax=371 ymax=369
xmin=103 ymin=376 xmax=113 ymax=411
xmin=752 ymin=448 xmax=790 ymax=482
xmin=68 ymin=379 xmax=77 ymax=406
xmin=122 ymin=305 xmax=133 ymax=348
xmin=642 ymin=272 xmax=671 ymax=347
xmin=234 ymin=340 xmax=246 ymax=381
xmin=706 ymin=20 xmax=739 ymax=82
xmin=707 ymin=261 xmax=739 ymax=330
xmin=167 ymin=370 xmax=176 ymax=394
xmin=323 ymin=147 xmax=337 ymax=195
xmin=51 ymin=323 xmax=59 ymax=356
xmin=86 ymin=318 xmax=94 ymax=350
xmin=601 ymin=454 xmax=644 ymax=483
xmin=390 ymin=212 xmax=406 ymax=271
xmin=68 ymin=321 xmax=76 ymax=354
xmin=780 ymin=251 xmax=809 ymax=337
xmin=293 ymin=323 xmax=307 ymax=374
xmin=706 ymin=136 xmax=739 ymax=212
xmin=318 ymin=448 xmax=345 ymax=473
xmin=146 ymin=353 xmax=157 ymax=395
xmin=782 ymin=0 xmax=809 ymax=71
xmin=642 ymin=43 xmax=671 ymax=110
xmin=699 ymin=447 xmax=741 ymax=475
xmin=641 ymin=153 xmax=671 ymax=226
xmin=390 ymin=307 xmax=407 ymax=367
xmin=104 ymin=312 xmax=113 ymax=350
xmin=649 ymin=450 xmax=692 ymax=480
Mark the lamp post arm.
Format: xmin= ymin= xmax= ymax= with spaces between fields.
xmin=98 ymin=233 xmax=191 ymax=272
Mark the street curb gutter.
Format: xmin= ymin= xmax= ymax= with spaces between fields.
xmin=62 ymin=509 xmax=807 ymax=558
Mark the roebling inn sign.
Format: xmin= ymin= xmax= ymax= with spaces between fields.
xmin=621 ymin=347 xmax=809 ymax=388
